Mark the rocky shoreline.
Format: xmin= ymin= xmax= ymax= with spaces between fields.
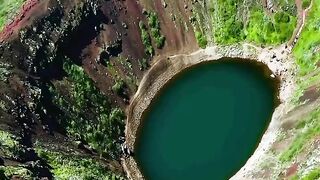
xmin=123 ymin=44 xmax=296 ymax=179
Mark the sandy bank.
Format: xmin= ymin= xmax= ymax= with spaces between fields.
xmin=123 ymin=43 xmax=296 ymax=180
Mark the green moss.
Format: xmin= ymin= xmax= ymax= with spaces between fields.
xmin=280 ymin=108 xmax=320 ymax=162
xmin=35 ymin=145 xmax=124 ymax=180
xmin=301 ymin=168 xmax=320 ymax=180
xmin=0 ymin=0 xmax=25 ymax=31
xmin=0 ymin=166 xmax=33 ymax=179
xmin=0 ymin=130 xmax=24 ymax=159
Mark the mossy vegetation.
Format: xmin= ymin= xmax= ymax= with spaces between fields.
xmin=291 ymin=0 xmax=320 ymax=103
xmin=302 ymin=0 xmax=312 ymax=9
xmin=147 ymin=12 xmax=165 ymax=48
xmin=192 ymin=0 xmax=296 ymax=46
xmin=138 ymin=58 xmax=148 ymax=71
xmin=245 ymin=9 xmax=296 ymax=44
xmin=0 ymin=130 xmax=24 ymax=159
xmin=139 ymin=21 xmax=154 ymax=56
xmin=112 ymin=79 xmax=125 ymax=95
xmin=190 ymin=0 xmax=213 ymax=48
xmin=293 ymin=0 xmax=320 ymax=76
xmin=0 ymin=0 xmax=25 ymax=31
xmin=0 ymin=166 xmax=33 ymax=179
xmin=279 ymin=108 xmax=320 ymax=162
xmin=139 ymin=11 xmax=166 ymax=55
xmin=211 ymin=0 xmax=245 ymax=44
xmin=50 ymin=58 xmax=125 ymax=158
xmin=35 ymin=144 xmax=124 ymax=180
xmin=301 ymin=168 xmax=320 ymax=180
xmin=195 ymin=31 xmax=208 ymax=48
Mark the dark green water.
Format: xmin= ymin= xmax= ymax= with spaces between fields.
xmin=135 ymin=59 xmax=279 ymax=180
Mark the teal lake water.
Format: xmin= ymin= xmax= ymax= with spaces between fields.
xmin=135 ymin=59 xmax=279 ymax=180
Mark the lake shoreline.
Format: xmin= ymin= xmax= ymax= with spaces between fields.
xmin=122 ymin=44 xmax=296 ymax=180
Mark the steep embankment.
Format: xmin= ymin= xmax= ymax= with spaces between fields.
xmin=0 ymin=0 xmax=319 ymax=179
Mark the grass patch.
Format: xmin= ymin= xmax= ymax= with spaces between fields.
xmin=301 ymin=168 xmax=320 ymax=180
xmin=35 ymin=145 xmax=124 ymax=180
xmin=0 ymin=0 xmax=25 ymax=31
xmin=0 ymin=166 xmax=33 ymax=179
xmin=279 ymin=108 xmax=320 ymax=162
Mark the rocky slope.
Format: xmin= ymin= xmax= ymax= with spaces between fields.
xmin=0 ymin=0 xmax=319 ymax=179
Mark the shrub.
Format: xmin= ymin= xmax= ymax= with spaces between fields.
xmin=302 ymin=0 xmax=311 ymax=9
xmin=0 ymin=131 xmax=24 ymax=159
xmin=195 ymin=31 xmax=208 ymax=48
xmin=147 ymin=12 xmax=165 ymax=48
xmin=112 ymin=80 xmax=125 ymax=95
xmin=139 ymin=21 xmax=154 ymax=56
xmin=138 ymin=58 xmax=148 ymax=71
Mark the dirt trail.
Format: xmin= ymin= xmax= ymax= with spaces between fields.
xmin=288 ymin=0 xmax=313 ymax=49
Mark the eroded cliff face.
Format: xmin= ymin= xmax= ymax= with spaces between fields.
xmin=0 ymin=0 xmax=319 ymax=179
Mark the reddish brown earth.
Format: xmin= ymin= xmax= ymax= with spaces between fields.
xmin=300 ymin=85 xmax=320 ymax=103
xmin=285 ymin=163 xmax=299 ymax=178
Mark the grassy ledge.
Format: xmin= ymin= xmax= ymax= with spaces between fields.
xmin=35 ymin=142 xmax=125 ymax=180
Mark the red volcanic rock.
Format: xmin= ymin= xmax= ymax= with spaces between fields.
xmin=286 ymin=163 xmax=299 ymax=178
